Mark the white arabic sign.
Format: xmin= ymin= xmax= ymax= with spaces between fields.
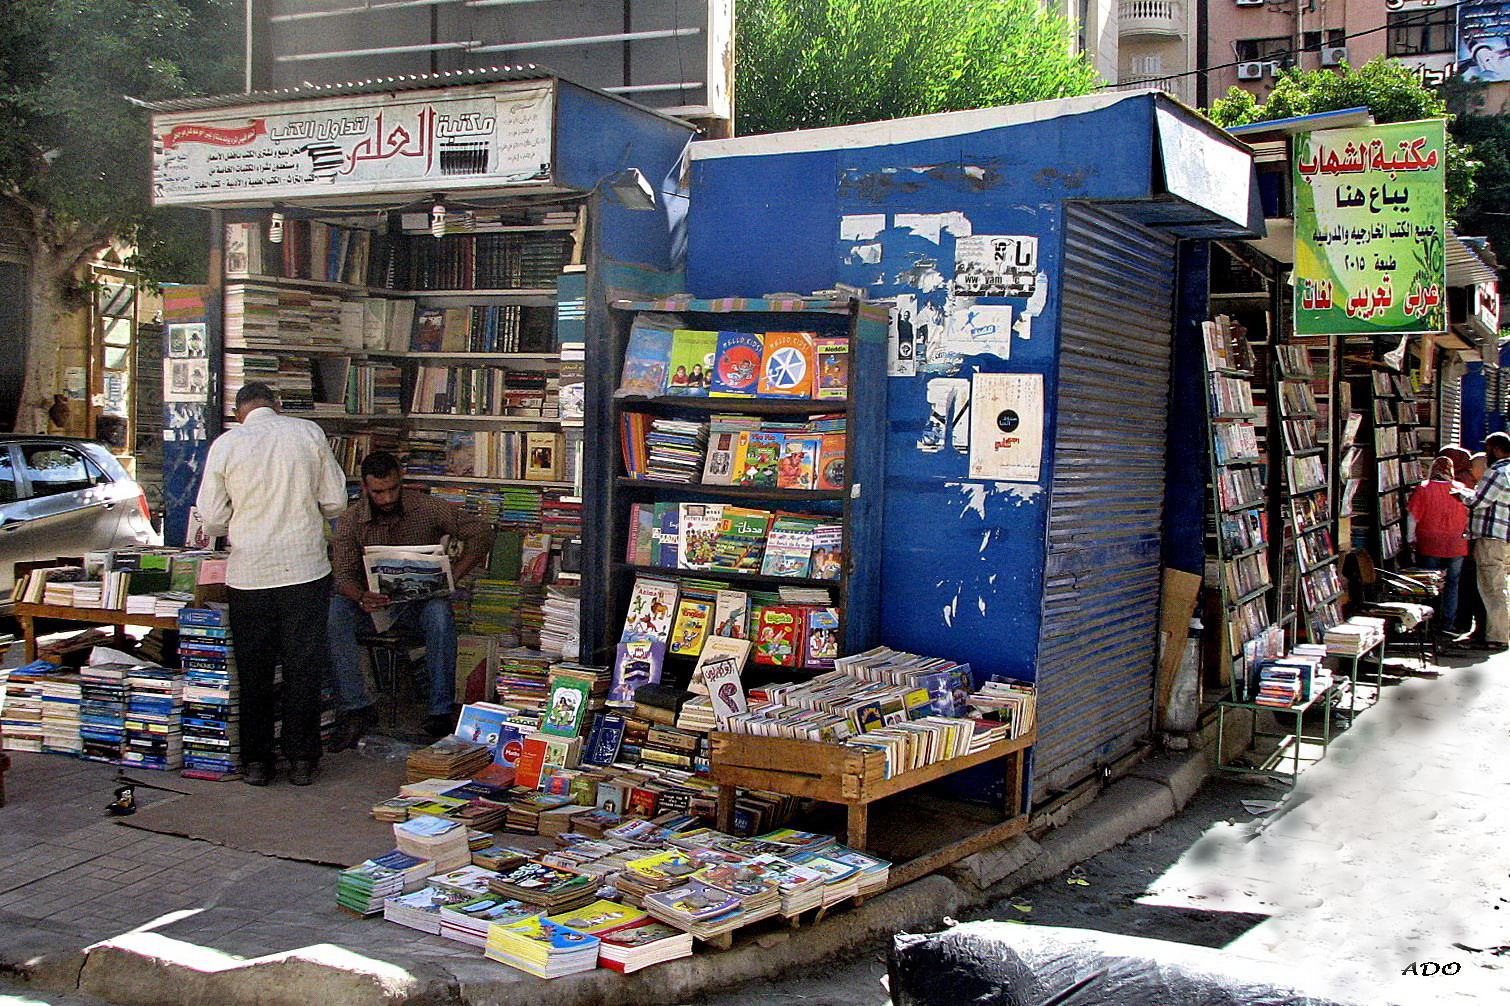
xmin=151 ymin=82 xmax=555 ymax=205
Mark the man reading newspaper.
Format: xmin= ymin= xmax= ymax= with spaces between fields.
xmin=328 ymin=452 xmax=495 ymax=746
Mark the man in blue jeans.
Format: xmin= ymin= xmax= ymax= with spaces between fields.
xmin=328 ymin=452 xmax=494 ymax=747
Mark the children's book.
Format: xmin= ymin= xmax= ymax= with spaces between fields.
xmin=814 ymin=336 xmax=849 ymax=399
xmin=618 ymin=324 xmax=675 ymax=396
xmin=733 ymin=432 xmax=783 ymax=487
xmin=664 ymin=329 xmax=718 ymax=396
xmin=609 ymin=639 xmax=666 ymax=707
xmin=712 ymin=589 xmax=750 ymax=640
xmin=676 ymin=502 xmax=725 ymax=570
xmin=694 ymin=637 xmax=752 ymax=726
xmin=702 ymin=429 xmax=740 ymax=485
xmin=815 ymin=433 xmax=846 ymax=490
xmin=810 ymin=524 xmax=844 ymax=580
xmin=753 ymin=606 xmax=802 ymax=666
xmin=667 ymin=599 xmax=712 ymax=657
xmin=541 ymin=674 xmax=592 ymax=737
xmin=760 ymin=517 xmax=819 ymax=578
xmin=619 ymin=577 xmax=679 ymax=643
xmin=802 ymin=608 xmax=840 ymax=669
xmin=775 ymin=436 xmax=821 ymax=490
xmin=707 ymin=507 xmax=774 ymax=573
xmin=709 ymin=331 xmax=764 ymax=397
xmin=756 ymin=331 xmax=816 ymax=398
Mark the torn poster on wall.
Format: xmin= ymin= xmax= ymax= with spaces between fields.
xmin=968 ymin=373 xmax=1043 ymax=482
xmin=889 ymin=293 xmax=943 ymax=377
xmin=941 ymin=300 xmax=1012 ymax=359
xmin=918 ymin=377 xmax=971 ymax=453
xmin=953 ymin=235 xmax=1038 ymax=297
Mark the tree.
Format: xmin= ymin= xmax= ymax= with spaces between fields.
xmin=1206 ymin=58 xmax=1477 ymax=221
xmin=1449 ymin=111 xmax=1510 ymax=275
xmin=734 ymin=0 xmax=1099 ymax=136
xmin=0 ymin=0 xmax=240 ymax=432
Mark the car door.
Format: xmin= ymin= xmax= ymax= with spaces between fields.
xmin=12 ymin=441 xmax=123 ymax=566
xmin=0 ymin=443 xmax=26 ymax=596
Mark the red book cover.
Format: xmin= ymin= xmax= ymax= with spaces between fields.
xmin=514 ymin=736 xmax=550 ymax=790
xmin=816 ymin=432 xmax=847 ymax=490
xmin=753 ymin=605 xmax=801 ymax=666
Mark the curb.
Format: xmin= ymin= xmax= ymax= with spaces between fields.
xmin=6 ymin=747 xmax=1214 ymax=1006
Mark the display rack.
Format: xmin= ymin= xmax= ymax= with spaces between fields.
xmin=1275 ymin=344 xmax=1344 ymax=641
xmin=1364 ymin=369 xmax=1426 ymax=563
xmin=1201 ymin=317 xmax=1282 ymax=697
xmin=584 ymin=298 xmax=888 ymax=680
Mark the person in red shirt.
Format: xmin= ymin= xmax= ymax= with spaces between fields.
xmin=1408 ymin=455 xmax=1470 ymax=638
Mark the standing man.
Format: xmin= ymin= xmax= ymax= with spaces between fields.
xmin=1466 ymin=432 xmax=1510 ymax=653
xmin=328 ymin=452 xmax=495 ymax=747
xmin=196 ymin=382 xmax=349 ymax=786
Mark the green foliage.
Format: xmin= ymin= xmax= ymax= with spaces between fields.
xmin=735 ymin=0 xmax=1099 ymax=136
xmin=1451 ymin=113 xmax=1510 ymax=270
xmin=0 ymin=0 xmax=240 ymax=282
xmin=1205 ymin=58 xmax=1477 ymax=221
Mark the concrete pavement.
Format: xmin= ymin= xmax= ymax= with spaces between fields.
xmin=1 ymin=647 xmax=1505 ymax=1004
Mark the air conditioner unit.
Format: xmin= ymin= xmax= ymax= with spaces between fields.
xmin=1236 ymin=61 xmax=1268 ymax=80
xmin=1235 ymin=0 xmax=1264 ymax=6
xmin=1321 ymin=46 xmax=1349 ymax=66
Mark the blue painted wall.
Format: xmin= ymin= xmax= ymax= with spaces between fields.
xmin=686 ymin=98 xmax=1164 ymax=685
xmin=1164 ymin=243 xmax=1210 ymax=575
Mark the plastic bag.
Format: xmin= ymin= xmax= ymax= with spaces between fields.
xmin=889 ymin=921 xmax=1379 ymax=1006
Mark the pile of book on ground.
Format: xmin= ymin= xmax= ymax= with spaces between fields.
xmin=178 ymin=606 xmax=241 ymax=779
xmin=335 ymin=803 xmax=884 ymax=977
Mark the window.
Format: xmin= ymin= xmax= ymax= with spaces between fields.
xmin=0 ymin=449 xmax=16 ymax=505
xmin=19 ymin=444 xmax=109 ymax=499
xmin=1236 ymin=37 xmax=1292 ymax=62
xmin=1302 ymin=29 xmax=1348 ymax=52
xmin=1387 ymin=8 xmax=1455 ymax=56
xmin=1130 ymin=54 xmax=1163 ymax=76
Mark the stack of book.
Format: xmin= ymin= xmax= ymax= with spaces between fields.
xmin=123 ymin=667 xmax=184 ymax=771
xmin=483 ymin=915 xmax=601 ymax=980
xmin=487 ymin=860 xmax=598 ymax=914
xmin=496 ymin=648 xmax=553 ymax=714
xmin=1323 ymin=617 xmax=1387 ymax=657
xmin=78 ymin=662 xmax=131 ymax=762
xmin=642 ymin=880 xmax=767 ymax=939
xmin=336 ymin=850 xmax=434 ymax=916
xmin=38 ymin=672 xmax=83 ymax=756
xmin=405 ymin=737 xmax=494 ymax=783
xmin=0 ymin=662 xmax=48 ymax=753
xmin=179 ymin=607 xmax=240 ymax=779
xmin=393 ymin=817 xmax=472 ymax=873
xmin=614 ymin=848 xmax=703 ymax=906
xmin=382 ymin=886 xmax=476 ymax=934
xmin=967 ymin=678 xmax=1038 ymax=739
xmin=437 ymin=895 xmax=534 ymax=947
xmin=640 ymin=418 xmax=709 ymax=483
xmin=425 ymin=864 xmax=502 ymax=898
xmin=597 ymin=919 xmax=695 ymax=973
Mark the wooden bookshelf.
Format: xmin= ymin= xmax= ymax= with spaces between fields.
xmin=13 ymin=602 xmax=181 ymax=662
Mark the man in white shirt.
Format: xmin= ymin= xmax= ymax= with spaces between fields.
xmin=196 ymin=382 xmax=348 ymax=786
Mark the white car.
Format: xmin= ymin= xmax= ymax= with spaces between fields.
xmin=1 ymin=436 xmax=160 ymax=609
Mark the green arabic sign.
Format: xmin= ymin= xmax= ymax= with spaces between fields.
xmin=1292 ymin=119 xmax=1446 ymax=336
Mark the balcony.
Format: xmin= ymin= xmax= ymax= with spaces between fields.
xmin=1114 ymin=73 xmax=1194 ymax=104
xmin=1120 ymin=0 xmax=1184 ymax=39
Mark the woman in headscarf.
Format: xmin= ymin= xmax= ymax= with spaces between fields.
xmin=1439 ymin=445 xmax=1473 ymax=487
xmin=1408 ymin=454 xmax=1470 ymax=639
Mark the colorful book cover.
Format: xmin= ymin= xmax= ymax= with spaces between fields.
xmin=709 ymin=331 xmax=764 ymax=397
xmin=520 ymin=532 xmax=552 ymax=584
xmin=695 ymin=637 xmax=752 ymax=726
xmin=411 ymin=307 xmax=445 ymax=351
xmin=455 ymin=703 xmax=513 ymax=750
xmin=677 ymin=502 xmax=725 ymax=570
xmin=814 ymin=336 xmax=849 ymax=399
xmin=541 ymin=675 xmax=592 ymax=737
xmin=609 ymin=639 xmax=666 ymax=706
xmin=667 ymin=599 xmax=713 ymax=657
xmin=803 ymin=608 xmax=841 ymax=669
xmin=711 ymin=589 xmax=750 ymax=640
xmin=815 ymin=433 xmax=846 ymax=490
xmin=626 ymin=786 xmax=661 ymax=818
xmin=753 ymin=606 xmax=802 ymax=666
xmin=708 ymin=507 xmax=774 ymax=573
xmin=620 ymin=578 xmax=679 ymax=643
xmin=495 ymin=914 xmax=599 ymax=950
xmin=643 ymin=882 xmax=740 ymax=920
xmin=756 ymin=331 xmax=816 ymax=398
xmin=760 ymin=518 xmax=818 ymax=578
xmin=514 ymin=736 xmax=551 ymax=789
xmin=545 ymin=899 xmax=648 ymax=936
xmin=701 ymin=430 xmax=740 ymax=485
xmin=583 ymin=713 xmax=627 ymax=765
xmin=775 ymin=436 xmax=821 ymax=490
xmin=733 ymin=432 xmax=783 ymax=487
xmin=655 ymin=504 xmax=681 ymax=567
xmin=664 ymin=329 xmax=718 ymax=396
xmin=618 ymin=324 xmax=674 ymax=396
xmin=810 ymin=524 xmax=844 ymax=580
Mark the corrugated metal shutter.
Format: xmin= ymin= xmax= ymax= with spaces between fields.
xmin=1440 ymin=364 xmax=1462 ymax=448
xmin=1034 ymin=203 xmax=1177 ymax=795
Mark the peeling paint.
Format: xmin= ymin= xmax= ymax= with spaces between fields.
xmin=977 ymin=596 xmax=987 ymax=616
xmin=951 ymin=482 xmax=988 ymax=519
xmin=839 ymin=214 xmax=886 ymax=241
xmin=989 ymin=574 xmax=998 ymax=585
xmin=942 ymin=593 xmax=959 ymax=627
xmin=980 ymin=531 xmax=991 ymax=553
xmin=846 ymin=241 xmax=882 ymax=265
xmin=1004 ymin=484 xmax=1043 ymax=504
xmin=894 ymin=212 xmax=973 ymax=245
xmin=1013 ymin=272 xmax=1049 ymax=341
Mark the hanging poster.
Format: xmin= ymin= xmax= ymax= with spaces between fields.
xmin=1292 ymin=119 xmax=1446 ymax=336
xmin=166 ymin=322 xmax=206 ymax=358
xmin=151 ymin=81 xmax=555 ymax=206
xmin=952 ymin=235 xmax=1038 ymax=297
xmin=888 ymin=296 xmax=919 ymax=376
xmin=967 ymin=373 xmax=1043 ymax=482
xmin=1459 ymin=2 xmax=1510 ymax=82
xmin=163 ymin=358 xmax=210 ymax=402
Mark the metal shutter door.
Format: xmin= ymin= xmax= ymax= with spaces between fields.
xmin=1440 ymin=366 xmax=1462 ymax=449
xmin=1034 ymin=203 xmax=1177 ymax=795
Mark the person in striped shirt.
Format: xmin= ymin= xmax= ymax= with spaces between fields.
xmin=1466 ymin=432 xmax=1510 ymax=652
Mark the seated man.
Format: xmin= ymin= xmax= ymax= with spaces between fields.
xmin=328 ymin=451 xmax=495 ymax=747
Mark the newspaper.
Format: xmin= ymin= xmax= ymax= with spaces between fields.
xmin=362 ymin=544 xmax=454 ymax=630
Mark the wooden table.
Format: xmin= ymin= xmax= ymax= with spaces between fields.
xmin=13 ymin=602 xmax=181 ymax=661
xmin=711 ymin=730 xmax=1035 ymax=889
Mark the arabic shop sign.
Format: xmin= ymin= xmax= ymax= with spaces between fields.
xmin=1292 ymin=119 xmax=1447 ymax=336
xmin=151 ymin=81 xmax=555 ymax=206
